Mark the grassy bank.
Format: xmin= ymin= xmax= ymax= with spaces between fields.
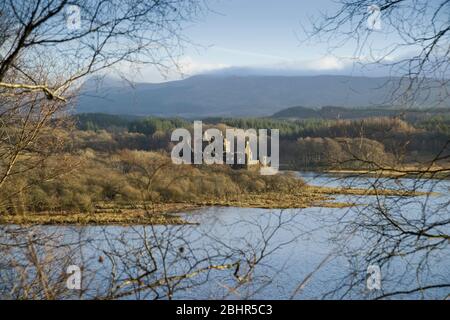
xmin=1 ymin=184 xmax=426 ymax=225
xmin=0 ymin=149 xmax=429 ymax=225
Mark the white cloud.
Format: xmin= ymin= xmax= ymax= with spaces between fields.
xmin=270 ymin=55 xmax=351 ymax=72
xmin=177 ymin=56 xmax=229 ymax=75
xmin=105 ymin=53 xmax=396 ymax=83
xmin=304 ymin=56 xmax=347 ymax=71
xmin=102 ymin=56 xmax=229 ymax=83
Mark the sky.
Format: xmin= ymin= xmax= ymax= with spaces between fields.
xmin=120 ymin=0 xmax=403 ymax=83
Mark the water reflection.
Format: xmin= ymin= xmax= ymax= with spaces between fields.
xmin=1 ymin=173 xmax=449 ymax=299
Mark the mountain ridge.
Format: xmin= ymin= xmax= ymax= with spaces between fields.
xmin=76 ymin=74 xmax=450 ymax=117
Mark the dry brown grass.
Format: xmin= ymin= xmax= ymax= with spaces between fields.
xmin=0 ymin=181 xmax=427 ymax=225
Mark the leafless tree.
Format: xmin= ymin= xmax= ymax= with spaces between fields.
xmin=0 ymin=0 xmax=202 ymax=212
xmin=307 ymin=0 xmax=450 ymax=108
xmin=0 ymin=210 xmax=303 ymax=300
xmin=307 ymin=0 xmax=450 ymax=299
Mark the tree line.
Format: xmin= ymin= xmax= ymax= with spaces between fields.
xmin=74 ymin=112 xmax=450 ymax=169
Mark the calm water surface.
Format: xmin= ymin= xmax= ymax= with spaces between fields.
xmin=2 ymin=172 xmax=449 ymax=299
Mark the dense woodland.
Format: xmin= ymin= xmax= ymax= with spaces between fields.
xmin=0 ymin=148 xmax=302 ymax=214
xmin=75 ymin=109 xmax=450 ymax=169
xmin=3 ymin=108 xmax=448 ymax=215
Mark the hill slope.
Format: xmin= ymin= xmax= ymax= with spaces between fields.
xmin=77 ymin=75 xmax=450 ymax=117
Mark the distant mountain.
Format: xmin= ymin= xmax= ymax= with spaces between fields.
xmin=76 ymin=74 xmax=450 ymax=118
xmin=271 ymin=106 xmax=321 ymax=119
xmin=272 ymin=105 xmax=450 ymax=121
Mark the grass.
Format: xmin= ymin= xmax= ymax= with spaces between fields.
xmin=0 ymin=212 xmax=187 ymax=225
xmin=0 ymin=184 xmax=426 ymax=225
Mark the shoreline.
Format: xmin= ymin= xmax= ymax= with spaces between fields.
xmin=325 ymin=169 xmax=450 ymax=179
xmin=0 ymin=184 xmax=427 ymax=226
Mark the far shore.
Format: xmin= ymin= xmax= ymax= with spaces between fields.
xmin=325 ymin=168 xmax=450 ymax=179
